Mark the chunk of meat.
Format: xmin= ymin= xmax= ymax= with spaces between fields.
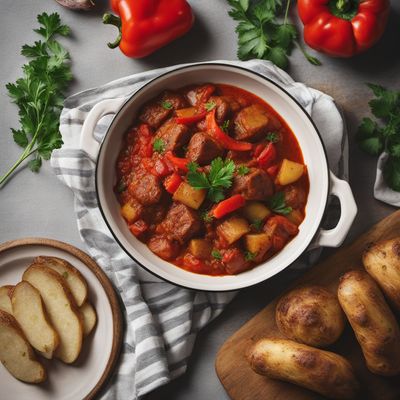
xmin=284 ymin=184 xmax=307 ymax=210
xmin=160 ymin=203 xmax=202 ymax=244
xmin=186 ymin=84 xmax=215 ymax=106
xmin=234 ymin=104 xmax=272 ymax=141
xmin=231 ymin=168 xmax=274 ymax=200
xmin=148 ymin=236 xmax=180 ymax=260
xmin=186 ymin=132 xmax=224 ymax=165
xmin=155 ymin=119 xmax=190 ymax=153
xmin=223 ymin=248 xmax=251 ymax=274
xmin=138 ymin=91 xmax=187 ymax=129
xmin=226 ymin=150 xmax=253 ymax=165
xmin=129 ymin=174 xmax=162 ymax=205
xmin=208 ymin=96 xmax=230 ymax=123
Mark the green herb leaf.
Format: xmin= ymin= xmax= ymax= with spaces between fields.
xmin=0 ymin=12 xmax=72 ymax=187
xmin=187 ymin=157 xmax=235 ymax=203
xmin=201 ymin=210 xmax=214 ymax=223
xmin=153 ymin=138 xmax=166 ymax=154
xmin=221 ymin=120 xmax=230 ymax=132
xmin=384 ymin=157 xmax=400 ymax=192
xmin=250 ymin=219 xmax=263 ymax=231
xmin=245 ymin=251 xmax=256 ymax=261
xmin=161 ymin=101 xmax=173 ymax=110
xmin=357 ymin=83 xmax=400 ymax=192
xmin=204 ymin=101 xmax=217 ymax=111
xmin=117 ymin=180 xmax=127 ymax=193
xmin=266 ymin=132 xmax=279 ymax=143
xmin=227 ymin=0 xmax=318 ymax=69
xmin=211 ymin=249 xmax=222 ymax=260
xmin=237 ymin=165 xmax=250 ymax=176
xmin=268 ymin=192 xmax=292 ymax=215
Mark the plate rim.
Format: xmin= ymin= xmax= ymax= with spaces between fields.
xmin=0 ymin=237 xmax=123 ymax=400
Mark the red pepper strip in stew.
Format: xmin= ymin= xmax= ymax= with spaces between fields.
xmin=164 ymin=173 xmax=183 ymax=193
xmin=257 ymin=142 xmax=276 ymax=168
xmin=212 ymin=194 xmax=246 ymax=219
xmin=165 ymin=151 xmax=189 ymax=172
xmin=175 ymin=111 xmax=207 ymax=125
xmin=266 ymin=164 xmax=279 ymax=178
xmin=206 ymin=110 xmax=252 ymax=152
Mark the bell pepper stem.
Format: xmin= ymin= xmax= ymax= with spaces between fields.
xmin=103 ymin=13 xmax=122 ymax=49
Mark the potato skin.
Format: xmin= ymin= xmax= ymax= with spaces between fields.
xmin=363 ymin=238 xmax=400 ymax=310
xmin=248 ymin=338 xmax=359 ymax=400
xmin=276 ymin=285 xmax=345 ymax=347
xmin=338 ymin=270 xmax=400 ymax=376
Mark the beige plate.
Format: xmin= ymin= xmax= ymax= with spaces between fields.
xmin=0 ymin=238 xmax=123 ymax=400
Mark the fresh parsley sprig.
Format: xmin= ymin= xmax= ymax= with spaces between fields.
xmin=187 ymin=157 xmax=236 ymax=203
xmin=227 ymin=0 xmax=321 ymax=69
xmin=357 ymin=83 xmax=400 ymax=191
xmin=1 ymin=12 xmax=72 ymax=186
xmin=268 ymin=192 xmax=292 ymax=215
xmin=153 ymin=138 xmax=165 ymax=154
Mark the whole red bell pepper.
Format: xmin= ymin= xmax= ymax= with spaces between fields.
xmin=298 ymin=0 xmax=390 ymax=57
xmin=103 ymin=0 xmax=194 ymax=58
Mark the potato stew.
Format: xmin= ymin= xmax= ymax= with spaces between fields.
xmin=116 ymin=83 xmax=309 ymax=275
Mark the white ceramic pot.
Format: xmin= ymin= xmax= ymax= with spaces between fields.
xmin=80 ymin=63 xmax=357 ymax=291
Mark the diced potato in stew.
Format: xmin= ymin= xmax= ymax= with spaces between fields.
xmin=245 ymin=233 xmax=272 ymax=261
xmin=173 ymin=182 xmax=206 ymax=209
xmin=276 ymin=159 xmax=305 ymax=186
xmin=243 ymin=201 xmax=271 ymax=222
xmin=116 ymin=82 xmax=309 ymax=276
xmin=217 ymin=217 xmax=250 ymax=245
xmin=189 ymin=239 xmax=212 ymax=259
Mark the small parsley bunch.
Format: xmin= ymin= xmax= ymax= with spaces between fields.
xmin=0 ymin=13 xmax=72 ymax=187
xmin=357 ymin=84 xmax=400 ymax=192
xmin=227 ymin=0 xmax=321 ymax=69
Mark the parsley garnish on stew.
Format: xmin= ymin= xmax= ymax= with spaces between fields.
xmin=357 ymin=83 xmax=400 ymax=192
xmin=221 ymin=120 xmax=230 ymax=132
xmin=245 ymin=251 xmax=256 ymax=261
xmin=153 ymin=138 xmax=166 ymax=154
xmin=161 ymin=101 xmax=173 ymax=110
xmin=268 ymin=192 xmax=292 ymax=215
xmin=237 ymin=165 xmax=250 ymax=176
xmin=250 ymin=219 xmax=263 ymax=231
xmin=266 ymin=132 xmax=279 ymax=143
xmin=227 ymin=0 xmax=321 ymax=69
xmin=201 ymin=210 xmax=214 ymax=223
xmin=0 ymin=12 xmax=72 ymax=186
xmin=204 ymin=101 xmax=217 ymax=112
xmin=211 ymin=249 xmax=222 ymax=260
xmin=187 ymin=157 xmax=235 ymax=203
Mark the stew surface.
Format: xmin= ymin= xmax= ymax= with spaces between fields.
xmin=116 ymin=83 xmax=309 ymax=275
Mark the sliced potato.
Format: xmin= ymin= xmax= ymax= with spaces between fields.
xmin=11 ymin=281 xmax=59 ymax=359
xmin=34 ymin=256 xmax=88 ymax=307
xmin=23 ymin=265 xmax=83 ymax=364
xmin=80 ymin=302 xmax=97 ymax=336
xmin=276 ymin=159 xmax=305 ymax=186
xmin=188 ymin=239 xmax=212 ymax=259
xmin=0 ymin=310 xmax=46 ymax=383
xmin=0 ymin=286 xmax=13 ymax=314
xmin=243 ymin=201 xmax=271 ymax=222
xmin=217 ymin=217 xmax=250 ymax=245
xmin=173 ymin=182 xmax=206 ymax=210
xmin=245 ymin=233 xmax=272 ymax=261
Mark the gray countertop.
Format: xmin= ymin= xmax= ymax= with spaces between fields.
xmin=1 ymin=1 xmax=399 ymax=399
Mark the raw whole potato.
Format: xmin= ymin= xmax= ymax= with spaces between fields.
xmin=275 ymin=285 xmax=345 ymax=347
xmin=362 ymin=238 xmax=400 ymax=310
xmin=248 ymin=338 xmax=359 ymax=400
xmin=338 ymin=270 xmax=400 ymax=376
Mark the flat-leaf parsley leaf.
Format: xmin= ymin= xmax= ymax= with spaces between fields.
xmin=268 ymin=192 xmax=292 ymax=215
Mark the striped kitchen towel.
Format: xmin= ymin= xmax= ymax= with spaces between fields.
xmin=50 ymin=59 xmax=347 ymax=399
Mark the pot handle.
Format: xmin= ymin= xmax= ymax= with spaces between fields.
xmin=313 ymin=171 xmax=357 ymax=248
xmin=80 ymin=97 xmax=126 ymax=161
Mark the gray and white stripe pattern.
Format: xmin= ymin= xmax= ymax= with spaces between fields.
xmin=50 ymin=60 xmax=347 ymax=399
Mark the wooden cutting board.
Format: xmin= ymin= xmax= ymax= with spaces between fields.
xmin=215 ymin=210 xmax=400 ymax=400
